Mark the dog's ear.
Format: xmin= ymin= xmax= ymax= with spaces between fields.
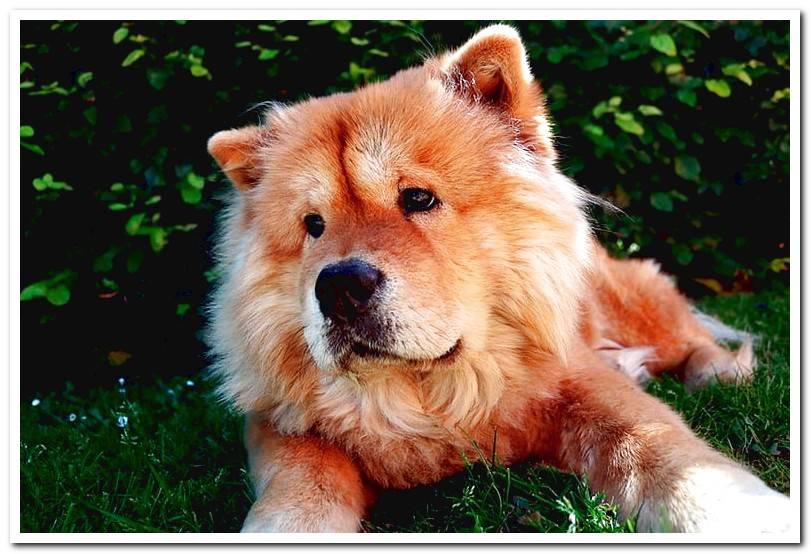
xmin=442 ymin=25 xmax=552 ymax=150
xmin=207 ymin=125 xmax=268 ymax=190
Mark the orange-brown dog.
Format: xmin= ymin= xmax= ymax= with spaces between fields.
xmin=206 ymin=25 xmax=789 ymax=534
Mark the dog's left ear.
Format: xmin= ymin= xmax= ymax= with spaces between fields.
xmin=441 ymin=25 xmax=551 ymax=150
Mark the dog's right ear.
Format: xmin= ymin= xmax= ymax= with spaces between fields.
xmin=440 ymin=25 xmax=552 ymax=153
xmin=207 ymin=125 xmax=268 ymax=190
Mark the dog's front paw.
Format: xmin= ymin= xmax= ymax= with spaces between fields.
xmin=639 ymin=464 xmax=791 ymax=534
xmin=241 ymin=502 xmax=361 ymax=533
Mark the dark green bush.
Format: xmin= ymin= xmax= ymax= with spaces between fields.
xmin=20 ymin=20 xmax=789 ymax=391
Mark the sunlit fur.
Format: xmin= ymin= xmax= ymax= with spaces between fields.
xmin=206 ymin=25 xmax=789 ymax=533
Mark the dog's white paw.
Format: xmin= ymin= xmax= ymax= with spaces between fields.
xmin=688 ymin=481 xmax=791 ymax=534
xmin=241 ymin=503 xmax=361 ymax=533
xmin=638 ymin=464 xmax=791 ymax=534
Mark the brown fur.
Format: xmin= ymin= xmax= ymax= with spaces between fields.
xmin=207 ymin=25 xmax=788 ymax=533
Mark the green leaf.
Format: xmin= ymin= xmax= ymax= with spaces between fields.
xmin=650 ymin=34 xmax=677 ymax=57
xmin=674 ymin=155 xmax=701 ymax=182
xmin=115 ymin=114 xmax=133 ymax=133
xmin=180 ymin=185 xmax=202 ymax=204
xmin=592 ymin=101 xmax=611 ymax=119
xmin=22 ymin=142 xmax=45 ymax=156
xmin=547 ymin=45 xmax=576 ymax=64
xmin=77 ymin=71 xmax=93 ymax=87
xmin=189 ymin=64 xmax=209 ymax=78
xmin=101 ymin=277 xmax=118 ymax=291
xmin=722 ymin=63 xmax=752 ymax=86
xmin=147 ymin=68 xmax=171 ymax=90
xmin=332 ymin=20 xmax=352 ymax=34
xmin=45 ymin=284 xmax=71 ymax=306
xmin=29 ymin=82 xmax=69 ymax=96
xmin=93 ymin=249 xmax=116 ymax=272
xmin=350 ymin=37 xmax=370 ymax=46
xmin=308 ymin=20 xmax=330 ymax=26
xmin=583 ymin=123 xmax=604 ymax=137
xmin=347 ymin=62 xmax=374 ymax=83
xmin=187 ymin=172 xmax=205 ymax=189
xmin=650 ymin=192 xmax=674 ymax=212
xmin=613 ymin=112 xmax=644 ymax=136
xmin=677 ymin=20 xmax=709 ymax=38
xmin=121 ymin=49 xmax=145 ymax=67
xmin=638 ymin=105 xmax=662 ymax=116
xmin=145 ymin=195 xmax=161 ymax=205
xmin=113 ymin=27 xmax=129 ymax=44
xmin=176 ymin=303 xmax=191 ymax=316
xmin=125 ymin=213 xmax=146 ymax=236
xmin=49 ymin=180 xmax=72 ymax=191
xmin=581 ymin=53 xmax=609 ymax=70
xmin=705 ymin=79 xmax=731 ymax=98
xmin=676 ymin=89 xmax=697 ymax=107
xmin=20 ymin=125 xmax=34 ymax=137
xmin=32 ymin=173 xmax=72 ymax=192
xmin=126 ymin=250 xmax=144 ymax=273
xmin=32 ymin=174 xmax=50 ymax=191
xmin=672 ymin=244 xmax=694 ymax=265
xmin=173 ymin=223 xmax=198 ymax=232
xmin=129 ymin=34 xmax=150 ymax=44
xmin=148 ymin=227 xmax=169 ymax=253
xmin=83 ymin=106 xmax=97 ymax=125
xmin=258 ymin=48 xmax=279 ymax=61
xmin=20 ymin=282 xmax=48 ymax=301
xmin=257 ymin=24 xmax=275 ymax=32
xmin=108 ymin=203 xmax=129 ymax=211
xmin=771 ymin=88 xmax=790 ymax=102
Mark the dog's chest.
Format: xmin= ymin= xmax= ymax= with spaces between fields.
xmin=311 ymin=375 xmax=555 ymax=489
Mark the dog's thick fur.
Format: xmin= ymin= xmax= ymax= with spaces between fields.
xmin=206 ymin=25 xmax=789 ymax=534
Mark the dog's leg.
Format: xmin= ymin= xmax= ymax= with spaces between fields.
xmin=240 ymin=413 xmax=373 ymax=533
xmin=551 ymin=362 xmax=790 ymax=533
xmin=590 ymin=251 xmax=755 ymax=389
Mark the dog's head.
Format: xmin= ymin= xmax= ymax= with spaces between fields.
xmin=208 ymin=25 xmax=593 ymax=417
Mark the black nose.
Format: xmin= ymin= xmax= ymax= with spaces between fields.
xmin=315 ymin=258 xmax=383 ymax=323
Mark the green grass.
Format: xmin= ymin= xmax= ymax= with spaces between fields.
xmin=20 ymin=289 xmax=790 ymax=533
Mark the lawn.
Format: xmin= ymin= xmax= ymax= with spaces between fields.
xmin=19 ymin=289 xmax=790 ymax=533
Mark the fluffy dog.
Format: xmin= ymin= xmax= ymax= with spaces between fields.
xmin=206 ymin=25 xmax=790 ymax=533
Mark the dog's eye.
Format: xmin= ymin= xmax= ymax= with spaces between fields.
xmin=303 ymin=214 xmax=325 ymax=238
xmin=401 ymin=188 xmax=438 ymax=214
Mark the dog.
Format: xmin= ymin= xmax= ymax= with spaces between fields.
xmin=206 ymin=25 xmax=790 ymax=533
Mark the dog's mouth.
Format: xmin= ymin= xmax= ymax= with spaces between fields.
xmin=348 ymin=339 xmax=462 ymax=364
xmin=350 ymin=342 xmax=389 ymax=358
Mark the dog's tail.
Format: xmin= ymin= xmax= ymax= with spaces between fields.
xmin=684 ymin=306 xmax=757 ymax=390
xmin=690 ymin=305 xmax=756 ymax=345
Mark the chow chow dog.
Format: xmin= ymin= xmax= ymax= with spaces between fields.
xmin=206 ymin=25 xmax=790 ymax=533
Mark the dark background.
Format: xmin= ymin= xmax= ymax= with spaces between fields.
xmin=20 ymin=20 xmax=790 ymax=396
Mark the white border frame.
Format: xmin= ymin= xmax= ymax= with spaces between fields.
xmin=7 ymin=9 xmax=801 ymax=545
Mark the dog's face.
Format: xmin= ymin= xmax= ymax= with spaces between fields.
xmin=208 ymin=26 xmax=593 ymax=411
